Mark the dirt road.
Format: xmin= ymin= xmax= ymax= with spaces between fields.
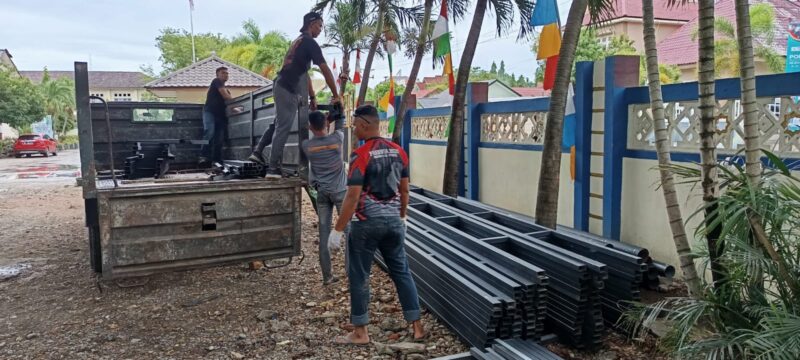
xmin=0 ymin=151 xmax=668 ymax=360
xmin=0 ymin=150 xmax=468 ymax=359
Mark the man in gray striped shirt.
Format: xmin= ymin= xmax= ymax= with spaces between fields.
xmin=302 ymin=110 xmax=347 ymax=285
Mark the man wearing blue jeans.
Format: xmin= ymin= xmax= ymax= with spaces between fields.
xmin=248 ymin=12 xmax=340 ymax=178
xmin=301 ymin=110 xmax=348 ymax=285
xmin=199 ymin=67 xmax=233 ymax=167
xmin=328 ymin=105 xmax=425 ymax=345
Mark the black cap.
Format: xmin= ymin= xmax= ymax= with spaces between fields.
xmin=353 ymin=105 xmax=379 ymax=121
xmin=300 ymin=12 xmax=323 ymax=32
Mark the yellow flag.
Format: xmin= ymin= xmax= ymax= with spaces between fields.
xmin=378 ymin=89 xmax=391 ymax=112
xmin=537 ymin=23 xmax=562 ymax=60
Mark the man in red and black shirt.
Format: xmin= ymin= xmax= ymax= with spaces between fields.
xmin=329 ymin=105 xmax=425 ymax=345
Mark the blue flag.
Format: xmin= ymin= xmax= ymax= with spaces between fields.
xmin=531 ymin=0 xmax=559 ymax=26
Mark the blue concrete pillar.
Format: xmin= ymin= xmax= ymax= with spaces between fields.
xmin=602 ymin=56 xmax=640 ymax=239
xmin=465 ymin=82 xmax=489 ymax=200
xmin=573 ymin=61 xmax=594 ymax=232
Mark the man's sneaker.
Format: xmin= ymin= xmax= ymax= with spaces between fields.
xmin=323 ymin=276 xmax=340 ymax=286
xmin=248 ymin=152 xmax=265 ymax=165
xmin=264 ymin=168 xmax=282 ymax=179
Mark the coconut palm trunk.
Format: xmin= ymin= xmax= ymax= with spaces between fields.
xmin=734 ymin=0 xmax=762 ymax=186
xmin=357 ymin=0 xmax=386 ymax=105
xmin=534 ymin=0 xmax=588 ymax=228
xmin=697 ymin=0 xmax=724 ymax=289
xmin=392 ymin=0 xmax=434 ymax=144
xmin=642 ymin=0 xmax=703 ymax=296
xmin=442 ymin=0 xmax=487 ymax=196
xmin=340 ymin=50 xmax=351 ymax=97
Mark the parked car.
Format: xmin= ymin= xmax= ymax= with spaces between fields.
xmin=13 ymin=134 xmax=58 ymax=158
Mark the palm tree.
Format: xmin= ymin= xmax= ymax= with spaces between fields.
xmin=710 ymin=3 xmax=784 ymax=77
xmin=392 ymin=0 xmax=434 ymax=144
xmin=442 ymin=0 xmax=535 ymax=196
xmin=534 ymin=0 xmax=613 ymax=227
xmin=38 ymin=69 xmax=76 ymax=136
xmin=734 ymin=0 xmax=762 ymax=187
xmin=696 ymin=0 xmax=725 ymax=290
xmin=219 ymin=20 xmax=291 ymax=78
xmin=314 ymin=0 xmax=422 ymax=105
xmin=323 ymin=2 xmax=373 ymax=96
xmin=642 ymin=0 xmax=703 ymax=296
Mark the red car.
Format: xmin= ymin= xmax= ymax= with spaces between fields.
xmin=13 ymin=134 xmax=58 ymax=158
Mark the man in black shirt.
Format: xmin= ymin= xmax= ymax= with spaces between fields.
xmin=199 ymin=66 xmax=233 ymax=167
xmin=248 ymin=12 xmax=341 ymax=178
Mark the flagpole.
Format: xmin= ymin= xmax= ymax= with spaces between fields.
xmin=189 ymin=0 xmax=197 ymax=63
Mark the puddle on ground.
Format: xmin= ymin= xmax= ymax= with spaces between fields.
xmin=0 ymin=263 xmax=31 ymax=281
xmin=0 ymin=163 xmax=81 ymax=180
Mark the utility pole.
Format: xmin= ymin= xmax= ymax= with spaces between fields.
xmin=189 ymin=0 xmax=197 ymax=63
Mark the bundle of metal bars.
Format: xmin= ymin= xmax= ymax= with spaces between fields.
xmin=431 ymin=339 xmax=564 ymax=360
xmin=433 ymin=195 xmax=649 ymax=328
xmin=218 ymin=160 xmax=265 ymax=178
xmin=375 ymin=218 xmax=548 ymax=348
xmin=408 ymin=193 xmax=607 ymax=349
xmin=409 ymin=188 xmax=676 ymax=339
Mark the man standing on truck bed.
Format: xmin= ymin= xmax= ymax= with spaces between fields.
xmin=199 ymin=66 xmax=233 ymax=167
xmin=302 ymin=110 xmax=348 ymax=285
xmin=248 ymin=12 xmax=341 ymax=178
xmin=328 ymin=105 xmax=426 ymax=345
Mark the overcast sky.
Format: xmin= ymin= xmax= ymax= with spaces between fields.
xmin=1 ymin=0 xmax=571 ymax=86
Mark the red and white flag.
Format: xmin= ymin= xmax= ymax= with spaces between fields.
xmin=352 ymin=50 xmax=362 ymax=84
xmin=333 ymin=59 xmax=340 ymax=87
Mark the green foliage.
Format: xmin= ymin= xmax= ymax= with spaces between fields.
xmin=372 ymin=79 xmax=406 ymax=104
xmin=154 ymin=20 xmax=291 ymax=79
xmin=693 ymin=3 xmax=785 ymax=76
xmin=471 ymin=64 xmax=535 ymax=87
xmin=534 ymin=29 xmax=680 ymax=85
xmin=155 ymin=28 xmax=230 ymax=75
xmin=0 ymin=139 xmax=15 ymax=157
xmin=38 ymin=68 xmax=76 ymax=135
xmin=0 ymin=70 xmax=45 ymax=129
xmin=624 ymin=155 xmax=800 ymax=359
xmin=58 ymin=134 xmax=79 ymax=145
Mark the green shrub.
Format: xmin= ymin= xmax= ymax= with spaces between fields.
xmin=624 ymin=152 xmax=800 ymax=359
xmin=58 ymin=134 xmax=79 ymax=145
xmin=0 ymin=138 xmax=14 ymax=157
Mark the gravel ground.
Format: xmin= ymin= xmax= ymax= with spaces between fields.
xmin=0 ymin=152 xmax=671 ymax=359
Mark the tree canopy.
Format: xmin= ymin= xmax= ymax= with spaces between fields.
xmin=0 ymin=70 xmax=46 ymax=129
xmin=155 ymin=28 xmax=229 ymax=75
xmin=470 ymin=61 xmax=535 ymax=87
xmin=152 ymin=20 xmax=291 ymax=78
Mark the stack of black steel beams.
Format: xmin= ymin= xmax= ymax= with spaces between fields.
xmin=432 ymin=195 xmax=649 ymax=327
xmin=220 ymin=160 xmax=265 ymax=178
xmin=376 ymin=216 xmax=548 ymax=348
xmin=466 ymin=339 xmax=564 ymax=360
xmin=409 ymin=194 xmax=607 ymax=349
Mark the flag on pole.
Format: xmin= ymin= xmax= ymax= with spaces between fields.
xmin=543 ymin=55 xmax=558 ymax=90
xmin=531 ymin=0 xmax=560 ymax=90
xmin=537 ymin=24 xmax=562 ymax=60
xmin=353 ymin=50 xmax=362 ymax=85
xmin=432 ymin=0 xmax=455 ymax=95
xmin=333 ymin=59 xmax=340 ymax=87
xmin=383 ymin=40 xmax=398 ymax=133
xmin=561 ymin=84 xmax=577 ymax=180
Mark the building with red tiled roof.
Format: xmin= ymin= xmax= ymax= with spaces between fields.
xmin=583 ymin=0 xmax=697 ymax=54
xmin=657 ymin=0 xmax=800 ymax=80
xmin=512 ymin=87 xmax=549 ymax=97
xmin=145 ymin=54 xmax=270 ymax=103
